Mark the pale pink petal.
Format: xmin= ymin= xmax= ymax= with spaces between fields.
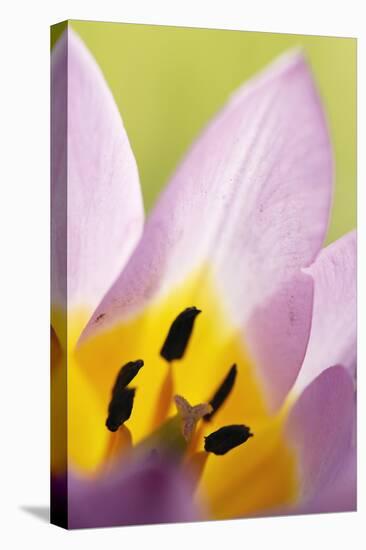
xmin=286 ymin=366 xmax=356 ymax=510
xmin=83 ymin=51 xmax=332 ymax=408
xmin=294 ymin=231 xmax=357 ymax=393
xmin=51 ymin=27 xmax=144 ymax=313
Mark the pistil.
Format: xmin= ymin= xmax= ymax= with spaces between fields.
xmin=174 ymin=395 xmax=212 ymax=441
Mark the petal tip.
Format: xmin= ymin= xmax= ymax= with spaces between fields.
xmin=229 ymin=47 xmax=310 ymax=107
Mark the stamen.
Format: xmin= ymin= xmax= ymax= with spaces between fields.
xmin=106 ymin=387 xmax=136 ymax=432
xmin=174 ymin=394 xmax=212 ymax=442
xmin=105 ymin=359 xmax=144 ymax=432
xmin=111 ymin=359 xmax=144 ymax=397
xmin=204 ymin=364 xmax=237 ymax=421
xmin=160 ymin=307 xmax=201 ymax=362
xmin=204 ymin=424 xmax=253 ymax=455
xmin=151 ymin=364 xmax=174 ymax=428
xmin=105 ymin=360 xmax=143 ymax=432
xmin=102 ymin=425 xmax=132 ymax=467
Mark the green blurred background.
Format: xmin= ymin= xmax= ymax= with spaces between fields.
xmin=52 ymin=21 xmax=356 ymax=244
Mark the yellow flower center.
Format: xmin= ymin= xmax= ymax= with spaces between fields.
xmin=51 ymin=269 xmax=299 ymax=518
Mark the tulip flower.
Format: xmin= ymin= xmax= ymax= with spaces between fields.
xmin=51 ymin=28 xmax=356 ymax=529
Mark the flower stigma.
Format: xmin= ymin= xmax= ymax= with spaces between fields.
xmin=174 ymin=394 xmax=213 ymax=441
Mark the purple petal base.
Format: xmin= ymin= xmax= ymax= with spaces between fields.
xmin=67 ymin=454 xmax=201 ymax=529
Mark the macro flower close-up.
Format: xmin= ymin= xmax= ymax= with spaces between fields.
xmin=51 ymin=27 xmax=356 ymax=529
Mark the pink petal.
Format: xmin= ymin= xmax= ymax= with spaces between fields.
xmin=51 ymin=27 xmax=144 ymax=313
xmin=294 ymin=231 xmax=357 ymax=393
xmin=296 ymin=445 xmax=356 ymax=514
xmin=286 ymin=366 xmax=356 ymax=510
xmin=67 ymin=454 xmax=201 ymax=529
xmin=83 ymin=51 xmax=332 ymax=408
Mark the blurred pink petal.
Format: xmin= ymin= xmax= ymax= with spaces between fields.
xmin=296 ymin=445 xmax=356 ymax=514
xmin=67 ymin=454 xmax=201 ymax=529
xmin=286 ymin=366 xmax=356 ymax=511
xmin=294 ymin=230 xmax=357 ymax=393
xmin=51 ymin=28 xmax=144 ymax=313
xmin=83 ymin=51 xmax=332 ymax=409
